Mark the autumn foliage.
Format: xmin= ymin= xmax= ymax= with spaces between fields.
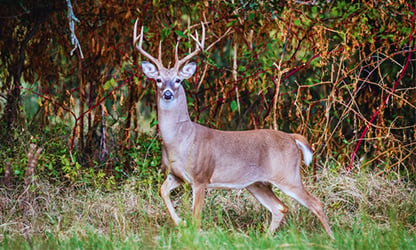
xmin=0 ymin=0 xmax=415 ymax=184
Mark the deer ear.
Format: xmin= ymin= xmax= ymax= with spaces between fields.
xmin=141 ymin=61 xmax=159 ymax=79
xmin=179 ymin=62 xmax=197 ymax=79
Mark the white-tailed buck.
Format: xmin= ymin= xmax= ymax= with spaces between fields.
xmin=133 ymin=20 xmax=334 ymax=239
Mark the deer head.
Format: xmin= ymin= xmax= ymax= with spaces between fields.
xmin=133 ymin=20 xmax=204 ymax=107
xmin=141 ymin=61 xmax=196 ymax=104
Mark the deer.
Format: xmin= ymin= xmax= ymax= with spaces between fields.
xmin=133 ymin=20 xmax=334 ymax=239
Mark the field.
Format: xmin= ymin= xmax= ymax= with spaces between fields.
xmin=1 ymin=169 xmax=415 ymax=249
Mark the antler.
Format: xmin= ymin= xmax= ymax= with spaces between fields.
xmin=173 ymin=22 xmax=206 ymax=71
xmin=173 ymin=23 xmax=233 ymax=71
xmin=133 ymin=19 xmax=164 ymax=70
xmin=134 ymin=19 xmax=233 ymax=71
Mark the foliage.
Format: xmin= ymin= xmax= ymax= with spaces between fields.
xmin=0 ymin=1 xmax=415 ymax=181
xmin=0 ymin=118 xmax=161 ymax=188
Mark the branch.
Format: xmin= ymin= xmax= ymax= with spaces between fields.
xmin=66 ymin=0 xmax=84 ymax=59
xmin=347 ymin=6 xmax=416 ymax=172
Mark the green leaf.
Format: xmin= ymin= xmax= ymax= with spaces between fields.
xmin=227 ymin=20 xmax=237 ymax=27
xmin=160 ymin=28 xmax=171 ymax=41
xmin=230 ymin=100 xmax=238 ymax=112
xmin=311 ymin=6 xmax=318 ymax=15
xmin=103 ymin=78 xmax=116 ymax=91
xmin=150 ymin=118 xmax=158 ymax=128
xmin=175 ymin=30 xmax=187 ymax=38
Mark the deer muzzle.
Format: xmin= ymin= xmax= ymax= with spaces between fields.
xmin=163 ymin=89 xmax=173 ymax=100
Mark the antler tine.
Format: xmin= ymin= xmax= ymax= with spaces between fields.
xmin=200 ymin=22 xmax=205 ymax=49
xmin=158 ymin=40 xmax=163 ymax=62
xmin=189 ymin=22 xmax=205 ymax=50
xmin=175 ymin=39 xmax=180 ymax=64
xmin=133 ymin=19 xmax=164 ymax=70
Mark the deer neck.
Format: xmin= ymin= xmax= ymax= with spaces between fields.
xmin=157 ymin=86 xmax=193 ymax=143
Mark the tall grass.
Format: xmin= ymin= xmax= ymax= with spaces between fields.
xmin=1 ymin=170 xmax=415 ymax=249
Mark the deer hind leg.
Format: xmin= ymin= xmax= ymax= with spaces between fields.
xmin=278 ymin=182 xmax=334 ymax=239
xmin=161 ymin=174 xmax=183 ymax=225
xmin=247 ymin=182 xmax=288 ymax=233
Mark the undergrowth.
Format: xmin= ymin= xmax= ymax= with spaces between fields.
xmin=1 ymin=168 xmax=415 ymax=249
xmin=0 ymin=124 xmax=162 ymax=189
xmin=0 ymin=122 xmax=415 ymax=249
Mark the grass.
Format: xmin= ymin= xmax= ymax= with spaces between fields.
xmin=2 ymin=218 xmax=415 ymax=249
xmin=1 ymin=170 xmax=415 ymax=249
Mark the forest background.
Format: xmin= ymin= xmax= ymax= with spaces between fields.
xmin=0 ymin=0 xmax=415 ymax=248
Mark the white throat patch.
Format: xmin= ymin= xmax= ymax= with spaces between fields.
xmin=159 ymin=97 xmax=177 ymax=110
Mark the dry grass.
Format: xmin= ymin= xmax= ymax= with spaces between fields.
xmin=1 ymin=169 xmax=415 ymax=244
xmin=315 ymin=169 xmax=415 ymax=232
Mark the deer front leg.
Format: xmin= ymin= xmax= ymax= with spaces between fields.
xmin=161 ymin=174 xmax=183 ymax=225
xmin=191 ymin=183 xmax=207 ymax=228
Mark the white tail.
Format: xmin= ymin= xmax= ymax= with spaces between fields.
xmin=292 ymin=134 xmax=314 ymax=166
xmin=133 ymin=20 xmax=334 ymax=239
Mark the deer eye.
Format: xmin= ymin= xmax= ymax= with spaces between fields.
xmin=175 ymin=79 xmax=181 ymax=83
xmin=156 ymin=79 xmax=162 ymax=83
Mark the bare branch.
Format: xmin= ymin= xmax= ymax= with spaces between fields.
xmin=66 ymin=0 xmax=84 ymax=59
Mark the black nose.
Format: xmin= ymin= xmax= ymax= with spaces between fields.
xmin=163 ymin=90 xmax=173 ymax=100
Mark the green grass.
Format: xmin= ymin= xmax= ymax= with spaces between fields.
xmin=2 ymin=218 xmax=415 ymax=250
xmin=1 ymin=172 xmax=415 ymax=249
